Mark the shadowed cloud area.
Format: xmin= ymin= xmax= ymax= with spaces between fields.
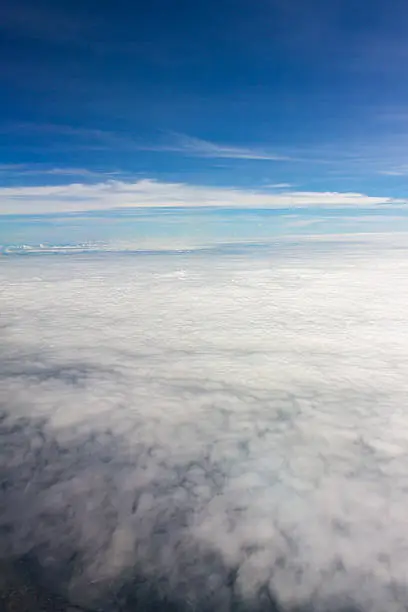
xmin=2 ymin=240 xmax=408 ymax=611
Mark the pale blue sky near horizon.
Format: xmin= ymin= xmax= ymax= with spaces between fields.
xmin=2 ymin=207 xmax=408 ymax=253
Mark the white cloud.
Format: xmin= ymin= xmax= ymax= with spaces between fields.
xmin=265 ymin=182 xmax=293 ymax=188
xmin=379 ymin=165 xmax=408 ymax=176
xmin=0 ymin=164 xmax=120 ymax=178
xmin=0 ymin=178 xmax=403 ymax=214
xmin=2 ymin=240 xmax=408 ymax=611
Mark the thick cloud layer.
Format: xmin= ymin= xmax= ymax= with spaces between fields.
xmin=2 ymin=241 xmax=408 ymax=611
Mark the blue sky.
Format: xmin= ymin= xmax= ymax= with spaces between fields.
xmin=1 ymin=0 xmax=408 ymax=218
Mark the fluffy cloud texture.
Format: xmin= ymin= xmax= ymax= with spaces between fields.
xmin=2 ymin=240 xmax=408 ymax=611
xmin=0 ymin=178 xmax=404 ymax=214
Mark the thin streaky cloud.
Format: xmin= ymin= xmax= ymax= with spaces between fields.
xmin=39 ymin=168 xmax=122 ymax=177
xmin=0 ymin=178 xmax=404 ymax=215
xmin=1 ymin=123 xmax=295 ymax=161
xmin=4 ymin=124 xmax=408 ymax=177
xmin=378 ymin=165 xmax=408 ymax=176
xmin=15 ymin=167 xmax=123 ymax=178
xmin=0 ymin=164 xmax=127 ymax=182
xmin=264 ymin=183 xmax=293 ymax=189
xmin=156 ymin=133 xmax=293 ymax=161
xmin=0 ymin=122 xmax=119 ymax=141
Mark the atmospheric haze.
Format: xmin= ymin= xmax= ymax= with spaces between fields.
xmin=2 ymin=238 xmax=408 ymax=611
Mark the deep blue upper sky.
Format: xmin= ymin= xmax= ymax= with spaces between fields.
xmin=1 ymin=0 xmax=408 ymax=204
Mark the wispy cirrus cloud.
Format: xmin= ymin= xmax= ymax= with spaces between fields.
xmin=0 ymin=122 xmax=123 ymax=146
xmin=264 ymin=182 xmax=293 ymax=189
xmin=0 ymin=164 xmax=123 ymax=179
xmin=0 ymin=178 xmax=403 ymax=215
xmin=36 ymin=168 xmax=121 ymax=177
xmin=151 ymin=133 xmax=293 ymax=161
xmin=0 ymin=123 xmax=294 ymax=161
xmin=4 ymin=123 xmax=408 ymax=178
xmin=8 ymin=122 xmax=408 ymax=176
xmin=378 ymin=165 xmax=408 ymax=176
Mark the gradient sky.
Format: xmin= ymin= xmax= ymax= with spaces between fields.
xmin=1 ymin=0 xmax=408 ymax=216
